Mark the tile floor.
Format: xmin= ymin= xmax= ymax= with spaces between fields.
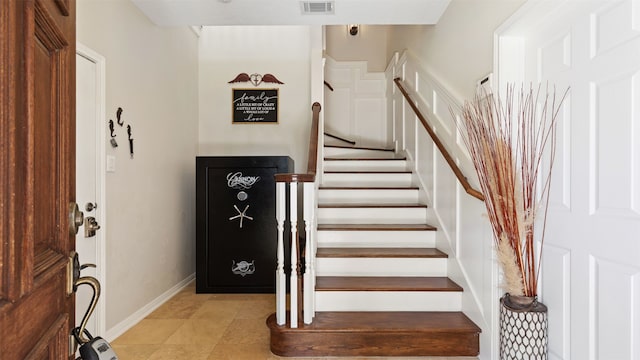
xmin=111 ymin=281 xmax=478 ymax=360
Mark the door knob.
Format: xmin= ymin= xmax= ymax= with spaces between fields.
xmin=85 ymin=202 xmax=97 ymax=212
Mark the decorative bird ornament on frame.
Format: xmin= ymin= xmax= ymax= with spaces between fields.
xmin=228 ymin=73 xmax=284 ymax=87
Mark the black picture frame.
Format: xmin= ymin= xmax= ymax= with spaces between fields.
xmin=232 ymin=88 xmax=279 ymax=123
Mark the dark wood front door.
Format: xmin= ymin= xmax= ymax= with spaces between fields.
xmin=1 ymin=0 xmax=76 ymax=359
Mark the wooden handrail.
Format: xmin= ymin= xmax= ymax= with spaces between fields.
xmin=274 ymin=102 xmax=321 ymax=183
xmin=324 ymin=132 xmax=356 ymax=146
xmin=324 ymin=81 xmax=334 ymax=91
xmin=394 ymin=78 xmax=484 ymax=201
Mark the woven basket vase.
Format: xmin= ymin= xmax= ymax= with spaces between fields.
xmin=499 ymin=294 xmax=548 ymax=360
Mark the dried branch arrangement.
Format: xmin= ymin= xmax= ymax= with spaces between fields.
xmin=455 ymin=85 xmax=568 ymax=297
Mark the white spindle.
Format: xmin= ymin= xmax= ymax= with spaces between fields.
xmin=303 ymin=182 xmax=315 ymax=324
xmin=289 ymin=182 xmax=298 ymax=328
xmin=311 ymin=181 xmax=318 ymax=316
xmin=275 ymin=182 xmax=286 ymax=325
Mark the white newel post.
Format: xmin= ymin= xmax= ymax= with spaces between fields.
xmin=289 ymin=182 xmax=298 ymax=328
xmin=303 ymin=182 xmax=315 ymax=324
xmin=275 ymin=182 xmax=286 ymax=325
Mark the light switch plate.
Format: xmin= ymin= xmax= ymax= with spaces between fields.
xmin=106 ymin=155 xmax=116 ymax=173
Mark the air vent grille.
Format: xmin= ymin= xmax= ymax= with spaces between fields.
xmin=301 ymin=1 xmax=334 ymax=14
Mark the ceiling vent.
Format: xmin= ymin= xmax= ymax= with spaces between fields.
xmin=301 ymin=1 xmax=334 ymax=15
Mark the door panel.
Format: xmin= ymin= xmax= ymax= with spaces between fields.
xmin=0 ymin=0 xmax=76 ymax=359
xmin=34 ymin=30 xmax=61 ymax=256
xmin=75 ymin=48 xmax=105 ymax=337
xmin=502 ymin=1 xmax=640 ymax=359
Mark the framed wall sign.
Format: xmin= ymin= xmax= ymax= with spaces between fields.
xmin=232 ymin=88 xmax=278 ymax=123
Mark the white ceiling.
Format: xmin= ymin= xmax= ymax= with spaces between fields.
xmin=131 ymin=0 xmax=451 ymax=26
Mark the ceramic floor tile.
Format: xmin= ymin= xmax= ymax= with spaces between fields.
xmin=146 ymin=293 xmax=208 ymax=319
xmin=109 ymin=344 xmax=157 ymax=360
xmin=218 ymin=318 xmax=270 ymax=345
xmin=235 ymin=299 xmax=276 ymax=320
xmin=190 ymin=299 xmax=242 ymax=321
xmin=146 ymin=344 xmax=214 ymax=360
xmin=112 ymin=319 xmax=185 ymax=345
xmin=112 ymin=283 xmax=478 ymax=360
xmin=208 ymin=342 xmax=273 ymax=360
xmin=164 ymin=319 xmax=229 ymax=345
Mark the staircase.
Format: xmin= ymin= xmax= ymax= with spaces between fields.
xmin=267 ymin=139 xmax=481 ymax=357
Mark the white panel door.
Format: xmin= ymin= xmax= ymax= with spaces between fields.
xmin=504 ymin=1 xmax=640 ymax=359
xmin=76 ymin=45 xmax=107 ymax=339
xmin=324 ymin=58 xmax=388 ymax=147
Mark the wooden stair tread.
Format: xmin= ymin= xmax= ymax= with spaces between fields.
xmin=325 ymin=144 xmax=395 ymax=152
xmin=320 ymin=186 xmax=419 ymax=190
xmin=267 ymin=312 xmax=480 ymax=357
xmin=318 ymin=223 xmax=436 ymax=231
xmin=324 ymin=157 xmax=407 ymax=161
xmin=317 ymin=247 xmax=447 ymax=258
xmin=324 ymin=170 xmax=411 ymax=174
xmin=316 ymin=276 xmax=463 ymax=292
xmin=318 ymin=203 xmax=427 ymax=208
xmin=268 ymin=311 xmax=480 ymax=333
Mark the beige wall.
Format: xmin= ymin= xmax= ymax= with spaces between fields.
xmin=388 ymin=0 xmax=524 ymax=101
xmin=198 ymin=26 xmax=313 ymax=173
xmin=325 ymin=25 xmax=390 ymax=72
xmin=77 ymin=0 xmax=199 ymax=332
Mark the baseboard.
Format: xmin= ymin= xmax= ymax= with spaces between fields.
xmin=104 ymin=273 xmax=195 ymax=341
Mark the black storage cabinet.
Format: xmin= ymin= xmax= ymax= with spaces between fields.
xmin=196 ymin=156 xmax=293 ymax=293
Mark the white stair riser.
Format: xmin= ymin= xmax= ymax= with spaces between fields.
xmin=324 ymin=160 xmax=408 ymax=172
xmin=318 ymin=207 xmax=427 ymax=224
xmin=324 ymin=147 xmax=397 ymax=159
xmin=317 ymin=230 xmax=436 ymax=248
xmin=315 ymin=291 xmax=462 ymax=312
xmin=316 ymin=258 xmax=447 ymax=277
xmin=322 ymin=173 xmax=413 ymax=187
xmin=319 ymin=188 xmax=419 ymax=205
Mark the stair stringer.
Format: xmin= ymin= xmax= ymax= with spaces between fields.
xmin=403 ymin=145 xmax=495 ymax=360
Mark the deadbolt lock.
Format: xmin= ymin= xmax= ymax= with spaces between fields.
xmin=69 ymin=203 xmax=84 ymax=236
xmin=84 ymin=216 xmax=101 ymax=238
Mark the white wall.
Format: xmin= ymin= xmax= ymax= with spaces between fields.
xmin=387 ymin=0 xmax=524 ymax=101
xmin=325 ymin=25 xmax=390 ymax=72
xmin=77 ymin=0 xmax=199 ymax=334
xmin=198 ymin=26 xmax=313 ymax=173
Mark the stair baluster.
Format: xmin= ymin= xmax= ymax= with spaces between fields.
xmin=275 ymin=182 xmax=287 ymax=325
xmin=289 ymin=182 xmax=298 ymax=328
xmin=303 ymin=182 xmax=316 ymax=324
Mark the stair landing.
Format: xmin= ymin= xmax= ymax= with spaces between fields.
xmin=267 ymin=311 xmax=481 ymax=357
